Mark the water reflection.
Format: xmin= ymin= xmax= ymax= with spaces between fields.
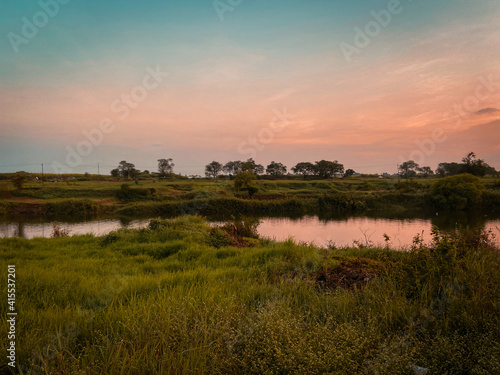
xmin=257 ymin=216 xmax=500 ymax=248
xmin=1 ymin=211 xmax=499 ymax=248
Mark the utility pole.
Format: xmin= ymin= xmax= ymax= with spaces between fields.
xmin=41 ymin=163 xmax=44 ymax=183
xmin=98 ymin=163 xmax=100 ymax=176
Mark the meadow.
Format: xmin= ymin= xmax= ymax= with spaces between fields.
xmin=1 ymin=216 xmax=499 ymax=374
xmin=1 ymin=175 xmax=500 ymax=219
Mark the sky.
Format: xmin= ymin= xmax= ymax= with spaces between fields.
xmin=0 ymin=0 xmax=499 ymax=175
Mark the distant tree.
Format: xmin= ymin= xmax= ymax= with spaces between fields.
xmin=11 ymin=174 xmax=27 ymax=190
xmin=485 ymin=165 xmax=498 ymax=177
xmin=118 ymin=161 xmax=137 ymax=179
xmin=344 ymin=169 xmax=356 ymax=178
xmin=205 ymin=161 xmax=223 ymax=179
xmin=242 ymin=158 xmax=264 ymax=175
xmin=291 ymin=162 xmax=315 ymax=178
xmin=110 ymin=169 xmax=120 ymax=178
xmin=419 ymin=166 xmax=434 ymax=178
xmin=314 ymin=160 xmax=344 ymax=179
xmin=459 ymin=152 xmax=488 ymax=177
xmin=158 ymin=158 xmax=175 ymax=177
xmin=266 ymin=161 xmax=287 ymax=178
xmin=223 ymin=161 xmax=243 ymax=176
xmin=129 ymin=169 xmax=140 ymax=179
xmin=143 ymin=170 xmax=150 ymax=175
xmin=436 ymin=162 xmax=461 ymax=177
xmin=399 ymin=160 xmax=420 ymax=179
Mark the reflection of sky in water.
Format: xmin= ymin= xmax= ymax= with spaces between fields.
xmin=0 ymin=220 xmax=149 ymax=240
xmin=1 ymin=217 xmax=499 ymax=248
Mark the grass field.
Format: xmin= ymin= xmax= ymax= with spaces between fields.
xmin=1 ymin=176 xmax=500 ymax=219
xmin=1 ymin=216 xmax=499 ymax=374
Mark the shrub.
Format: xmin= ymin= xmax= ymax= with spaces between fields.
xmin=247 ymin=185 xmax=259 ymax=198
xmin=11 ymin=174 xmax=27 ymax=190
xmin=116 ymin=184 xmax=151 ymax=201
xmin=207 ymin=227 xmax=234 ymax=249
xmin=430 ymin=174 xmax=484 ymax=210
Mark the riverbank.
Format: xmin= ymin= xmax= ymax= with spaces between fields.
xmin=1 ymin=177 xmax=500 ymax=219
xmin=1 ymin=216 xmax=498 ymax=374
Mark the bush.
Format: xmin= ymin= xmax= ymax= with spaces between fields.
xmin=116 ymin=184 xmax=151 ymax=201
xmin=430 ymin=174 xmax=484 ymax=210
xmin=11 ymin=174 xmax=27 ymax=190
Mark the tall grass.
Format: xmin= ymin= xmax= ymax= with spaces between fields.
xmin=0 ymin=216 xmax=499 ymax=374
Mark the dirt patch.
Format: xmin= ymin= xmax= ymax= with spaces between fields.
xmin=315 ymin=258 xmax=384 ymax=290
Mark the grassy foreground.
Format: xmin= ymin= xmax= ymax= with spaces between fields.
xmin=1 ymin=216 xmax=499 ymax=374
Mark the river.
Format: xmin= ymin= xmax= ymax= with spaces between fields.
xmin=2 ymin=212 xmax=499 ymax=248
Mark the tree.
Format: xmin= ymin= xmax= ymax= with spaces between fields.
xmin=436 ymin=162 xmax=461 ymax=177
xmin=118 ymin=160 xmax=137 ymax=179
xmin=485 ymin=165 xmax=498 ymax=177
xmin=291 ymin=162 xmax=315 ymax=178
xmin=242 ymin=158 xmax=264 ymax=175
xmin=459 ymin=152 xmax=488 ymax=177
xmin=314 ymin=160 xmax=344 ymax=179
xmin=344 ymin=169 xmax=356 ymax=178
xmin=419 ymin=166 xmax=434 ymax=178
xmin=205 ymin=161 xmax=223 ymax=179
xmin=399 ymin=160 xmax=420 ymax=179
xmin=158 ymin=158 xmax=175 ymax=177
xmin=266 ymin=161 xmax=287 ymax=178
xmin=223 ymin=161 xmax=243 ymax=176
xmin=129 ymin=168 xmax=140 ymax=179
xmin=234 ymin=170 xmax=258 ymax=197
xmin=110 ymin=169 xmax=120 ymax=178
xmin=11 ymin=174 xmax=27 ymax=190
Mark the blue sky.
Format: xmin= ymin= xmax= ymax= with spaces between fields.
xmin=1 ymin=0 xmax=499 ymax=174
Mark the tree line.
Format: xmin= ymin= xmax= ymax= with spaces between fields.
xmin=109 ymin=158 xmax=347 ymax=180
xmin=398 ymin=152 xmax=497 ymax=179
xmin=109 ymin=152 xmax=497 ymax=180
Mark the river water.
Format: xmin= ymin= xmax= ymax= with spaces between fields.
xmin=2 ymin=214 xmax=499 ymax=248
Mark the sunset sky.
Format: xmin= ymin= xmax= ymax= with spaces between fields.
xmin=1 ymin=0 xmax=499 ymax=175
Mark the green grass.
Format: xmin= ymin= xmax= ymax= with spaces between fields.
xmin=2 ymin=177 xmax=500 ymax=219
xmin=0 ymin=216 xmax=499 ymax=374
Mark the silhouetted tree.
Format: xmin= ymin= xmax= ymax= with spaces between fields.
xmin=266 ymin=161 xmax=287 ymax=178
xmin=314 ymin=160 xmax=344 ymax=179
xmin=118 ymin=161 xmax=137 ymax=179
xmin=223 ymin=161 xmax=243 ymax=176
xmin=344 ymin=169 xmax=356 ymax=178
xmin=419 ymin=166 xmax=434 ymax=178
xmin=459 ymin=152 xmax=488 ymax=177
xmin=292 ymin=162 xmax=315 ymax=178
xmin=205 ymin=161 xmax=223 ymax=179
xmin=436 ymin=162 xmax=461 ymax=177
xmin=158 ymin=158 xmax=175 ymax=176
xmin=242 ymin=158 xmax=264 ymax=175
xmin=399 ymin=160 xmax=419 ymax=179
